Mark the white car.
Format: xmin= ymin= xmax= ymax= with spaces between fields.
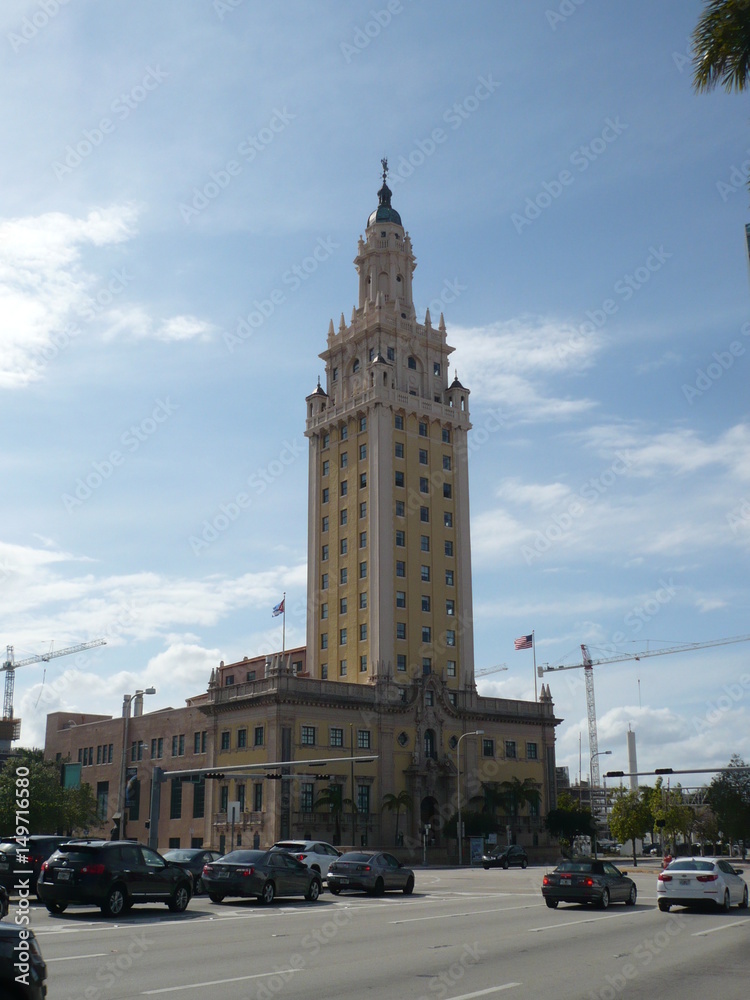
xmin=270 ymin=841 xmax=341 ymax=879
xmin=657 ymin=857 xmax=749 ymax=912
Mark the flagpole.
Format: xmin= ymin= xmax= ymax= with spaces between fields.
xmin=282 ymin=591 xmax=286 ymax=664
xmin=532 ymin=629 xmax=537 ymax=702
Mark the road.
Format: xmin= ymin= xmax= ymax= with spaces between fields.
xmin=21 ymin=864 xmax=750 ymax=1000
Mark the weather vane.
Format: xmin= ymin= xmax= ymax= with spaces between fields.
xmin=381 ymin=157 xmax=388 ymax=183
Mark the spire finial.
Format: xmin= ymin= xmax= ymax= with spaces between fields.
xmin=381 ymin=156 xmax=388 ymax=184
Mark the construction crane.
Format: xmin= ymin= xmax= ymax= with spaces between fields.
xmin=1 ymin=640 xmax=107 ymax=746
xmin=476 ymin=663 xmax=508 ymax=678
xmin=538 ymin=633 xmax=750 ymax=814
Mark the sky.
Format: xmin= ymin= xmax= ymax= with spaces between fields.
xmin=1 ymin=0 xmax=749 ymax=791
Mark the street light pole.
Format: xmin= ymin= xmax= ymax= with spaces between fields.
xmin=590 ymin=749 xmax=612 ymax=859
xmin=116 ymin=687 xmax=156 ymax=840
xmin=457 ymin=729 xmax=484 ymax=866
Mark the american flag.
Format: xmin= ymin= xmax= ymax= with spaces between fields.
xmin=514 ymin=634 xmax=533 ymax=650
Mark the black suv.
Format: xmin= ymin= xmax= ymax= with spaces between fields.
xmin=0 ymin=837 xmax=70 ymax=899
xmin=481 ymin=844 xmax=529 ymax=870
xmin=0 ymin=921 xmax=47 ymax=999
xmin=37 ymin=840 xmax=192 ymax=917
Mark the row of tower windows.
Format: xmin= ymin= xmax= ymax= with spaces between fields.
xmin=330 ymin=357 xmax=442 ymax=380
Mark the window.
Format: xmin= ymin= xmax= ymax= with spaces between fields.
xmin=395 ymin=530 xmax=405 ymax=547
xmin=387 ymin=347 xmax=395 ymax=361
xmin=254 ymin=726 xmax=264 ymax=747
xmin=395 ymin=442 xmax=404 ymax=459
xmin=170 ymin=779 xmax=182 ymax=819
xmin=396 ymin=591 xmax=406 ymax=608
xmin=359 ymin=561 xmax=367 ymax=579
xmin=246 ymin=671 xmax=255 ymax=682
xmin=444 ymin=511 xmax=453 ymax=527
xmin=340 ymin=425 xmax=348 ymax=440
xmin=340 ymin=538 xmax=348 ymax=555
xmin=446 ymin=569 xmax=454 ymax=586
xmin=193 ymin=780 xmax=205 ymax=819
xmin=358 ymin=730 xmax=371 ymax=749
xmin=321 ymin=663 xmax=328 ymax=679
xmin=359 ymin=501 xmax=367 ymax=518
xmin=220 ymin=731 xmax=230 ymax=751
xmin=237 ymin=728 xmax=247 ymax=749
xmin=332 ymin=367 xmax=338 ymax=381
xmin=253 ymin=783 xmax=263 ymax=811
xmin=482 ymin=738 xmax=495 ymax=757
xmin=442 ymin=428 xmax=451 ymax=443
xmin=443 ymin=483 xmax=452 ymax=499
xmin=395 ymin=500 xmax=405 ymax=517
xmin=396 ymin=622 xmax=406 ymax=640
xmin=360 ymin=654 xmax=367 ymax=672
xmin=447 ymin=659 xmax=456 ymax=677
xmin=420 ymin=506 xmax=429 ymax=523
xmin=527 ymin=742 xmax=538 ymax=760
xmin=422 ymin=658 xmax=432 ymax=675
xmin=357 ymin=785 xmax=371 ymax=815
xmin=446 ymin=599 xmax=455 ymax=616
xmin=359 ymin=472 xmax=367 ymax=489
xmin=359 ymin=531 xmax=366 ymax=548
xmin=322 ymin=460 xmax=330 ymax=476
xmin=408 ymin=356 xmax=417 ymax=370
xmin=395 ymin=414 xmax=404 ymax=430
xmin=359 ymin=592 xmax=367 ymax=609
xmin=340 ymin=597 xmax=347 ymax=614
xmin=340 ymin=659 xmax=347 ymax=676
xmin=425 ymin=689 xmax=434 ymax=704
xmin=96 ymin=781 xmax=109 ymax=821
xmin=322 ymin=544 xmax=329 ymax=561
xmin=421 ymin=626 xmax=432 ymax=643
xmin=322 ymin=515 xmax=329 ymax=532
xmin=359 ymin=416 xmax=367 ymax=432
xmin=446 ymin=629 xmax=456 ymax=646
xmin=340 ymin=628 xmax=347 ymax=645
xmin=445 ymin=540 xmax=454 ymax=557
xmin=330 ymin=727 xmax=344 ymax=748
xmin=321 ymin=573 xmax=329 ymax=590
xmin=505 ymin=740 xmax=517 ymax=759
xmin=421 ymin=565 xmax=430 ymax=582
xmin=397 ymin=654 xmax=407 ymax=672
xmin=220 ymin=785 xmax=228 ymax=813
xmin=419 ymin=449 xmax=428 ymax=465
xmin=434 ymin=362 xmax=441 ymax=376
xmin=424 ymin=729 xmax=436 ymax=758
xmin=396 ymin=560 xmax=405 ymax=577
xmin=443 ymin=455 xmax=452 ymax=471
xmin=352 ymin=359 xmax=360 ymax=373
xmin=300 ymin=783 xmax=314 ymax=813
xmin=359 ymin=623 xmax=367 ymax=641
xmin=301 ymin=726 xmax=316 ymax=746
xmin=419 ymin=421 xmax=428 ymax=437
xmin=395 ymin=471 xmax=404 ymax=487
xmin=321 ymin=602 xmax=328 ymax=619
xmin=322 ymin=488 xmax=329 ymax=504
xmin=359 ymin=444 xmax=367 ymax=460
xmin=420 ymin=535 xmax=430 ymax=552
xmin=152 ymin=738 xmax=163 ymax=759
xmin=421 ymin=595 xmax=431 ymax=612
xmin=322 ymin=433 xmax=330 ymax=448
xmin=341 ymin=452 xmax=348 ymax=468
xmin=321 ymin=633 xmax=328 ymax=650
xmin=340 ymin=480 xmax=348 ymax=497
xmin=447 ymin=691 xmax=456 ymax=706
xmin=340 ymin=568 xmax=348 ymax=584
xmin=420 ymin=477 xmax=429 ymax=493
xmin=340 ymin=509 xmax=348 ymax=526
xmin=237 ymin=783 xmax=246 ymax=812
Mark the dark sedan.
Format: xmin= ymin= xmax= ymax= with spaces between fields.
xmin=162 ymin=849 xmax=221 ymax=894
xmin=481 ymin=844 xmax=528 ymax=870
xmin=326 ymin=851 xmax=415 ymax=896
xmin=542 ymin=859 xmax=637 ymax=909
xmin=202 ymin=850 xmax=322 ymax=904
xmin=0 ymin=922 xmax=47 ymax=999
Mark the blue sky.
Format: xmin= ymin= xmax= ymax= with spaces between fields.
xmin=1 ymin=0 xmax=749 ymax=789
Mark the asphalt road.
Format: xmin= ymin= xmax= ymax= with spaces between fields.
xmin=18 ymin=864 xmax=750 ymax=1000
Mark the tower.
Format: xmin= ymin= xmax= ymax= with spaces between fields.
xmin=305 ymin=162 xmax=475 ymax=691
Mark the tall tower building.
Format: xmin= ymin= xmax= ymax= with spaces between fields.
xmin=305 ymin=163 xmax=475 ymax=692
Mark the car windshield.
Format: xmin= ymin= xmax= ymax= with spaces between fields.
xmin=164 ymin=851 xmax=196 ymax=861
xmin=0 ymin=843 xmax=15 ymax=854
xmin=668 ymin=860 xmax=715 ymax=871
xmin=272 ymin=843 xmax=306 ymax=851
xmin=557 ymin=862 xmax=594 ymax=873
xmin=220 ymin=851 xmax=264 ymax=863
xmin=51 ymin=846 xmax=102 ymax=862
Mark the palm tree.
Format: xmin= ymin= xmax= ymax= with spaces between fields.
xmin=381 ymin=790 xmax=412 ymax=845
xmin=314 ymin=784 xmax=352 ymax=846
xmin=692 ymin=0 xmax=750 ymax=93
xmin=497 ymin=777 xmax=542 ymax=842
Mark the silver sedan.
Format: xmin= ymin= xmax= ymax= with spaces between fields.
xmin=327 ymin=851 xmax=415 ymax=896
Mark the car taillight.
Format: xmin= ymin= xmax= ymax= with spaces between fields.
xmin=584 ymin=878 xmax=594 ymax=887
xmin=203 ymin=865 xmax=213 ymax=873
xmin=696 ymin=874 xmax=718 ymax=882
xmin=362 ymin=865 xmax=371 ymax=871
xmin=41 ymin=861 xmax=49 ymax=872
xmin=81 ymin=863 xmax=106 ymax=875
xmin=542 ymin=876 xmax=549 ymax=885
xmin=238 ymin=867 xmax=255 ymax=877
xmin=658 ymin=873 xmax=672 ymax=882
xmin=296 ymin=854 xmax=306 ymax=861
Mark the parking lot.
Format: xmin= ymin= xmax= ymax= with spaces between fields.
xmin=18 ymin=862 xmax=749 ymax=1000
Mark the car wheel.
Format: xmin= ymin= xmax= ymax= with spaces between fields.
xmin=208 ymin=893 xmax=225 ymax=904
xmin=46 ymin=901 xmax=68 ymax=914
xmin=626 ymin=885 xmax=637 ymax=906
xmin=168 ymin=883 xmax=191 ymax=913
xmin=305 ymin=879 xmax=321 ymax=902
xmin=599 ymin=888 xmax=610 ymax=910
xmin=521 ymin=859 xmax=528 ymax=870
xmin=545 ymin=898 xmax=558 ymax=909
xmin=194 ymin=877 xmax=204 ymax=895
xmin=370 ymin=877 xmax=385 ymax=897
xmin=658 ymin=899 xmax=670 ymax=912
xmin=740 ymin=885 xmax=748 ymax=909
xmin=482 ymin=864 xmax=490 ymax=870
xmin=101 ymin=884 xmax=127 ymax=917
xmin=260 ymin=881 xmax=276 ymax=905
xmin=329 ymin=885 xmax=341 ymax=895
xmin=721 ymin=890 xmax=731 ymax=912
xmin=403 ymin=875 xmax=415 ymax=895
xmin=502 ymin=860 xmax=509 ymax=870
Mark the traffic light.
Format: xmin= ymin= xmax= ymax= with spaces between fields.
xmin=204 ymin=772 xmax=226 ymax=780
xmin=312 ymin=774 xmax=330 ymax=780
xmin=265 ymin=773 xmax=283 ymax=780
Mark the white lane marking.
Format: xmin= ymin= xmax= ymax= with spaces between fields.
xmin=692 ymin=918 xmax=749 ymax=936
xmin=391 ymin=903 xmax=541 ymax=924
xmin=443 ymin=986 xmax=521 ymax=999
xmin=46 ymin=952 xmax=108 ymax=962
xmin=142 ymin=969 xmax=301 ymax=994
xmin=529 ymin=910 xmax=647 ymax=932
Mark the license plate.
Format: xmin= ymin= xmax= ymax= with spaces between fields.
xmin=338 ymin=877 xmax=349 ymax=884
xmin=216 ymin=871 xmax=229 ymax=878
xmin=679 ymin=879 xmax=690 ymax=885
xmin=56 ymin=870 xmax=71 ymax=881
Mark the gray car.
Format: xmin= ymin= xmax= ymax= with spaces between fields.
xmin=326 ymin=851 xmax=415 ymax=896
xmin=202 ymin=850 xmax=322 ymax=904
